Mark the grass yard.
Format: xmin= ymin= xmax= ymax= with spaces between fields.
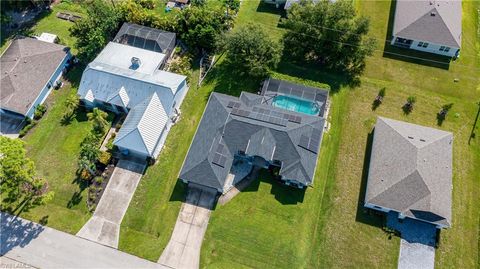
xmin=199 ymin=0 xmax=480 ymax=268
xmin=20 ymin=67 xmax=95 ymax=234
xmin=1 ymin=1 xmax=84 ymax=54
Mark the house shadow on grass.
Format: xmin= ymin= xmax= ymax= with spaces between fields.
xmin=0 ymin=212 xmax=45 ymax=256
xmin=256 ymin=1 xmax=286 ymax=16
xmin=382 ymin=0 xmax=451 ymax=70
xmin=355 ymin=131 xmax=385 ymax=229
xmin=240 ymin=169 xmax=305 ymax=205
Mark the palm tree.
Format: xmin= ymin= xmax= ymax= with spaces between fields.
xmin=62 ymin=95 xmax=79 ymax=122
xmin=87 ymin=108 xmax=109 ymax=133
xmin=65 ymin=95 xmax=79 ymax=111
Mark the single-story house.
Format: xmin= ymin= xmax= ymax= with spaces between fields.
xmin=390 ymin=0 xmax=462 ymax=58
xmin=113 ymin=22 xmax=176 ymax=63
xmin=179 ymin=80 xmax=328 ymax=194
xmin=0 ymin=36 xmax=71 ymax=120
xmin=365 ymin=117 xmax=453 ymax=229
xmin=77 ymin=36 xmax=188 ymax=160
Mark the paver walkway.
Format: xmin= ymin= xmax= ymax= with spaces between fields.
xmin=158 ymin=185 xmax=217 ymax=269
xmin=0 ymin=212 xmax=166 ymax=269
xmin=77 ymin=160 xmax=145 ymax=248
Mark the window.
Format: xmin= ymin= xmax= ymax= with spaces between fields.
xmin=445 ymin=47 xmax=450 ymax=52
xmin=417 ymin=42 xmax=424 ymax=47
xmin=439 ymin=46 xmax=445 ymax=51
xmin=422 ymin=42 xmax=429 ymax=48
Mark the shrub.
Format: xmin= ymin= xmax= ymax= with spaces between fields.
xmin=94 ymin=176 xmax=104 ymax=185
xmin=19 ymin=120 xmax=37 ymax=138
xmin=34 ymin=104 xmax=47 ymax=120
xmin=106 ymin=133 xmax=116 ymax=151
xmin=169 ymin=54 xmax=192 ymax=77
xmin=98 ymin=151 xmax=112 ymax=166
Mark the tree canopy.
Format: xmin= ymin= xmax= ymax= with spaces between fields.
xmin=0 ymin=137 xmax=53 ymax=214
xmin=178 ymin=5 xmax=232 ymax=52
xmin=222 ymin=23 xmax=282 ymax=78
xmin=282 ymin=0 xmax=376 ymax=76
xmin=70 ymin=0 xmax=123 ymax=63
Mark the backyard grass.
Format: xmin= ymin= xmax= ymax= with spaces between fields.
xmin=1 ymin=2 xmax=84 ymax=54
xmin=20 ymin=67 xmax=94 ymax=234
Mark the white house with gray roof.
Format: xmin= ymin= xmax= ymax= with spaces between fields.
xmin=78 ymin=31 xmax=188 ymax=160
xmin=1 ymin=36 xmax=71 ymax=119
xmin=365 ymin=117 xmax=453 ymax=228
xmin=391 ymin=0 xmax=462 ymax=58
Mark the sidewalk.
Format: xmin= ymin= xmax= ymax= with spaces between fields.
xmin=0 ymin=212 xmax=166 ymax=269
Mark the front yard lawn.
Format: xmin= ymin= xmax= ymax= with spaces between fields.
xmin=20 ymin=67 xmax=94 ymax=233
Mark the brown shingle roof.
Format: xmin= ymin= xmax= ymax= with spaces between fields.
xmin=0 ymin=37 xmax=69 ymax=115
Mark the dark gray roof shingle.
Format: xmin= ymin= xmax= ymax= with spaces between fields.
xmin=180 ymin=88 xmax=328 ymax=192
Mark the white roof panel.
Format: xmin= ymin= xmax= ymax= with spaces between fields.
xmin=114 ymin=92 xmax=168 ymax=156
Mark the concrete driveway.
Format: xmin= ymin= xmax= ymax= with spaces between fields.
xmin=77 ymin=160 xmax=145 ymax=248
xmin=158 ymin=185 xmax=217 ymax=269
xmin=0 ymin=212 xmax=165 ymax=269
xmin=388 ymin=212 xmax=437 ymax=269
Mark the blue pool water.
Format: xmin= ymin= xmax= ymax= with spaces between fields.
xmin=272 ymin=95 xmax=319 ymax=115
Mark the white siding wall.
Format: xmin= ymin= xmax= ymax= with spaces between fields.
xmin=25 ymin=52 xmax=71 ymax=118
xmin=171 ymin=82 xmax=189 ymax=114
xmin=391 ymin=35 xmax=459 ymax=57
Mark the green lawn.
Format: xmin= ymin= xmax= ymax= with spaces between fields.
xmin=20 ymin=67 xmax=94 ymax=233
xmin=1 ymin=2 xmax=84 ymax=54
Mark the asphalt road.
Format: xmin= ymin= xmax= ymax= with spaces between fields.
xmin=0 ymin=212 xmax=166 ymax=269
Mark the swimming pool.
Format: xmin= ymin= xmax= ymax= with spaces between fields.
xmin=272 ymin=95 xmax=319 ymax=115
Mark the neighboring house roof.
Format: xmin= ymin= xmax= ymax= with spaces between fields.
xmin=0 ymin=36 xmax=69 ymax=115
xmin=113 ymin=22 xmax=176 ymax=54
xmin=77 ymin=42 xmax=187 ymax=114
xmin=114 ymin=92 xmax=168 ymax=157
xmin=180 ymin=90 xmax=327 ymax=192
xmin=393 ymin=0 xmax=462 ymax=48
xmin=284 ymin=0 xmax=321 ymax=9
xmin=366 ymin=117 xmax=453 ymax=227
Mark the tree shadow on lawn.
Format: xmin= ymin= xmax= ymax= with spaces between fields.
xmin=276 ymin=60 xmax=359 ymax=93
xmin=203 ymin=60 xmax=264 ymax=98
xmin=66 ymin=176 xmax=89 ymax=209
xmin=0 ymin=8 xmax=52 ymax=48
xmin=355 ymin=130 xmax=385 ymax=229
xmin=382 ymin=0 xmax=451 ymax=70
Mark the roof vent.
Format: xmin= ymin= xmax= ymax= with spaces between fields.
xmin=430 ymin=12 xmax=436 ymax=16
xmin=130 ymin=57 xmax=141 ymax=70
xmin=429 ymin=1 xmax=433 ymax=5
xmin=420 ymin=139 xmax=426 ymax=142
xmin=408 ymin=136 xmax=414 ymax=139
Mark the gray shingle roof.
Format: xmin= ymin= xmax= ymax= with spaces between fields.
xmin=113 ymin=23 xmax=176 ymax=54
xmin=393 ymin=0 xmax=462 ymax=48
xmin=180 ymin=89 xmax=328 ymax=192
xmin=0 ymin=37 xmax=69 ymax=115
xmin=366 ymin=117 xmax=453 ymax=227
